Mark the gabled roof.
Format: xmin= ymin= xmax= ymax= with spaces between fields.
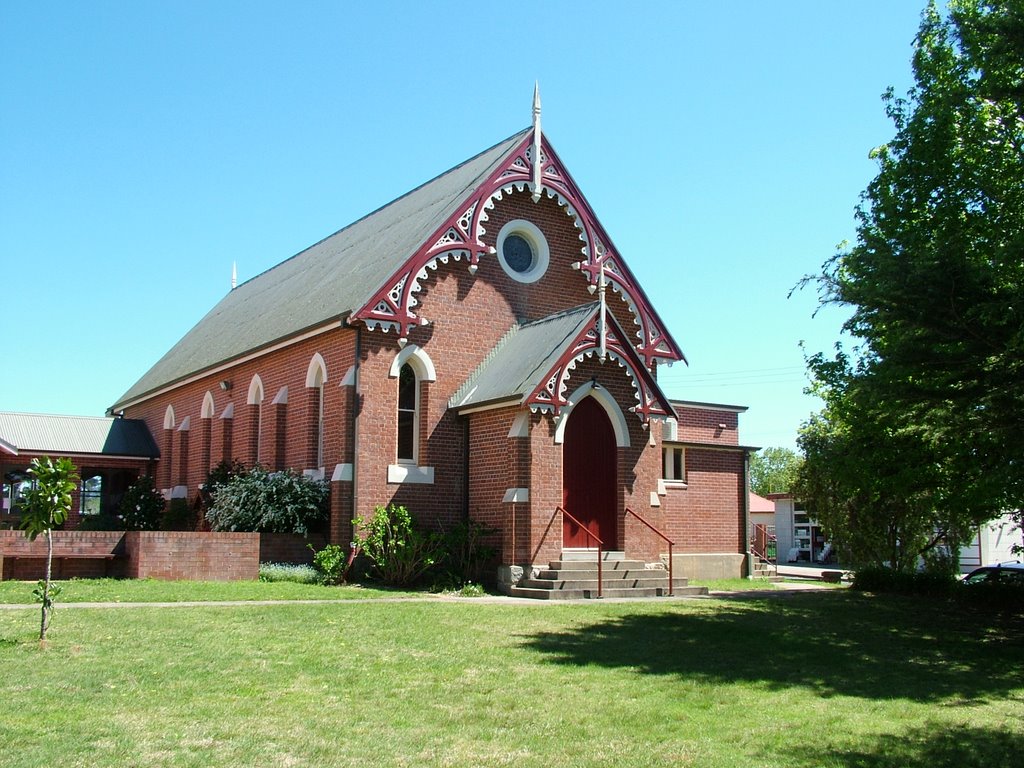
xmin=111 ymin=129 xmax=532 ymax=412
xmin=451 ymin=303 xmax=674 ymax=422
xmin=112 ymin=124 xmax=686 ymax=413
xmin=0 ymin=412 xmax=159 ymax=458
xmin=451 ymin=304 xmax=598 ymax=411
xmin=749 ymin=492 xmax=776 ymax=514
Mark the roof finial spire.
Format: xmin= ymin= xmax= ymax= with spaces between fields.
xmin=231 ymin=261 xmax=237 ymax=290
xmin=531 ymin=81 xmax=543 ymax=203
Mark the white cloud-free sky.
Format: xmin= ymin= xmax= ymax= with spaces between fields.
xmin=0 ymin=1 xmax=927 ymax=450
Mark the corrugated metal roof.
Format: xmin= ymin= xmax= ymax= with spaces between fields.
xmin=450 ymin=303 xmax=599 ymax=410
xmin=0 ymin=412 xmax=159 ymax=458
xmin=111 ymin=129 xmax=531 ymax=412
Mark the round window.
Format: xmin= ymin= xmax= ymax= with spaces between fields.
xmin=496 ymin=220 xmax=549 ymax=283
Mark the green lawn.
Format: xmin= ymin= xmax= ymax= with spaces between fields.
xmin=1 ymin=588 xmax=1021 ymax=767
xmin=0 ymin=577 xmax=421 ymax=604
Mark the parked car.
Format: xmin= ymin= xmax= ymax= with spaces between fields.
xmin=962 ymin=562 xmax=1024 ymax=586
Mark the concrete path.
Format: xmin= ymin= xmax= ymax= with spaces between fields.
xmin=0 ymin=581 xmax=840 ymax=610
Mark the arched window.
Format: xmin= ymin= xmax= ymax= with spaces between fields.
xmin=247 ymin=375 xmax=264 ymax=465
xmin=306 ymin=354 xmax=327 ymax=470
xmin=397 ymin=363 xmax=418 ymax=463
xmin=314 ymin=369 xmax=325 ymax=468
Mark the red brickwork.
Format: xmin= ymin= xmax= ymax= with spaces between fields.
xmin=122 ymin=531 xmax=258 ymax=581
xmin=259 ymin=532 xmax=327 ymax=564
xmin=660 ymin=447 xmax=745 ymax=554
xmin=121 ymin=330 xmax=358 ymax=542
xmin=0 ymin=530 xmax=267 ymax=581
xmin=0 ymin=530 xmax=125 ymax=580
xmin=675 ymin=405 xmax=741 ymax=445
xmin=116 ymin=187 xmax=748 ymax=572
xmin=467 ymin=408 xmax=517 ymax=561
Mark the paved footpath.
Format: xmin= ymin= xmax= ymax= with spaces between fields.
xmin=0 ymin=582 xmax=838 ymax=611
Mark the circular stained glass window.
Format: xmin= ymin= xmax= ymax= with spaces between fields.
xmin=503 ymin=234 xmax=534 ymax=273
xmin=496 ymin=220 xmax=549 ymax=284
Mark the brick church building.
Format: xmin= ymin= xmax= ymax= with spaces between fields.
xmin=91 ymin=100 xmax=755 ymax=589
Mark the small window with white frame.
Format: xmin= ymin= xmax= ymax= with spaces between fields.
xmin=663 ymin=446 xmax=685 ymax=482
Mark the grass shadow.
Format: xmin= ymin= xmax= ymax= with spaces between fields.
xmin=522 ymin=591 xmax=1024 ymax=702
xmin=816 ymin=723 xmax=1022 ymax=768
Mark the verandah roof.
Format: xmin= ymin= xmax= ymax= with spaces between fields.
xmin=0 ymin=412 xmax=158 ymax=458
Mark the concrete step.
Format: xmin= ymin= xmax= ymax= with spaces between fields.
xmin=537 ymin=568 xmax=669 ymax=581
xmin=548 ymin=559 xmax=648 ymax=571
xmin=508 ymin=584 xmax=710 ymax=600
xmin=521 ymin=576 xmax=691 ymax=591
xmin=560 ymin=550 xmax=626 ymax=562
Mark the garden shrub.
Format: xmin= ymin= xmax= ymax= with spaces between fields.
xmin=161 ymin=497 xmax=196 ymax=531
xmin=432 ymin=520 xmax=497 ymax=590
xmin=205 ymin=466 xmax=328 ymax=534
xmin=119 ymin=475 xmax=164 ymax=531
xmin=202 ymin=460 xmax=246 ymax=507
xmin=311 ymin=544 xmax=348 ymax=585
xmin=353 ymin=504 xmax=442 ymax=587
xmin=76 ymin=512 xmax=124 ymax=531
xmin=853 ymin=566 xmax=959 ymax=597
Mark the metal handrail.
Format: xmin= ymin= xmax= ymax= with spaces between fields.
xmin=750 ymin=523 xmax=777 ymax=564
xmin=557 ymin=505 xmax=604 ymax=598
xmin=625 ymin=507 xmax=675 ymax=596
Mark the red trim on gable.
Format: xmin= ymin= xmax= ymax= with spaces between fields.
xmin=351 ymin=130 xmax=685 ymax=369
xmin=525 ymin=309 xmax=674 ymax=424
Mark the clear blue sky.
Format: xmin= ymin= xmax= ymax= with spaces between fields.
xmin=0 ymin=1 xmax=926 ymax=451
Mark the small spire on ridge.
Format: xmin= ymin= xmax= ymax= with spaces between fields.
xmin=532 ymin=82 xmax=543 ymax=203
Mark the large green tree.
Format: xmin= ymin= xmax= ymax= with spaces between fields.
xmin=749 ymin=447 xmax=803 ymax=496
xmin=799 ymin=0 xmax=1024 ymax=569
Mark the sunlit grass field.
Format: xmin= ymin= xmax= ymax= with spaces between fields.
xmin=1 ymin=585 xmax=1020 ymax=767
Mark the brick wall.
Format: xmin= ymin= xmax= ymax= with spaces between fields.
xmin=660 ymin=448 xmax=745 ymax=554
xmin=259 ymin=532 xmax=327 ymax=565
xmin=123 ymin=531 xmax=258 ymax=581
xmin=674 ymin=404 xmax=741 ymax=445
xmin=467 ymin=408 xmax=516 ymax=561
xmin=0 ymin=529 xmax=125 ymax=580
xmin=122 ymin=330 xmax=358 ymax=542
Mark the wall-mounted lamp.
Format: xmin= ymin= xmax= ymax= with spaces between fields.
xmin=590 ymin=377 xmax=602 ymax=391
xmin=219 ymin=380 xmax=232 ymax=391
xmin=718 ymin=423 xmax=728 ymax=430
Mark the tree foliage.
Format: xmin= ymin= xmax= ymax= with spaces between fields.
xmin=19 ymin=456 xmax=78 ymax=640
xmin=750 ymin=447 xmax=803 ymax=496
xmin=205 ymin=467 xmax=328 ymax=534
xmin=799 ymin=0 xmax=1024 ymax=570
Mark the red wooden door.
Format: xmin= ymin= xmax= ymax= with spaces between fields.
xmin=562 ymin=396 xmax=617 ymax=548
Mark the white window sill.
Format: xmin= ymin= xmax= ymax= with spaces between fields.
xmin=387 ymin=464 xmax=435 ymax=485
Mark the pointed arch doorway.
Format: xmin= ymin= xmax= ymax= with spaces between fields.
xmin=562 ymin=396 xmax=618 ymax=549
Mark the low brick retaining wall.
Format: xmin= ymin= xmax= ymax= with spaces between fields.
xmin=259 ymin=532 xmax=327 ymax=565
xmin=0 ymin=530 xmax=258 ymax=581
xmin=123 ymin=532 xmax=258 ymax=581
xmin=0 ymin=530 xmax=125 ymax=580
